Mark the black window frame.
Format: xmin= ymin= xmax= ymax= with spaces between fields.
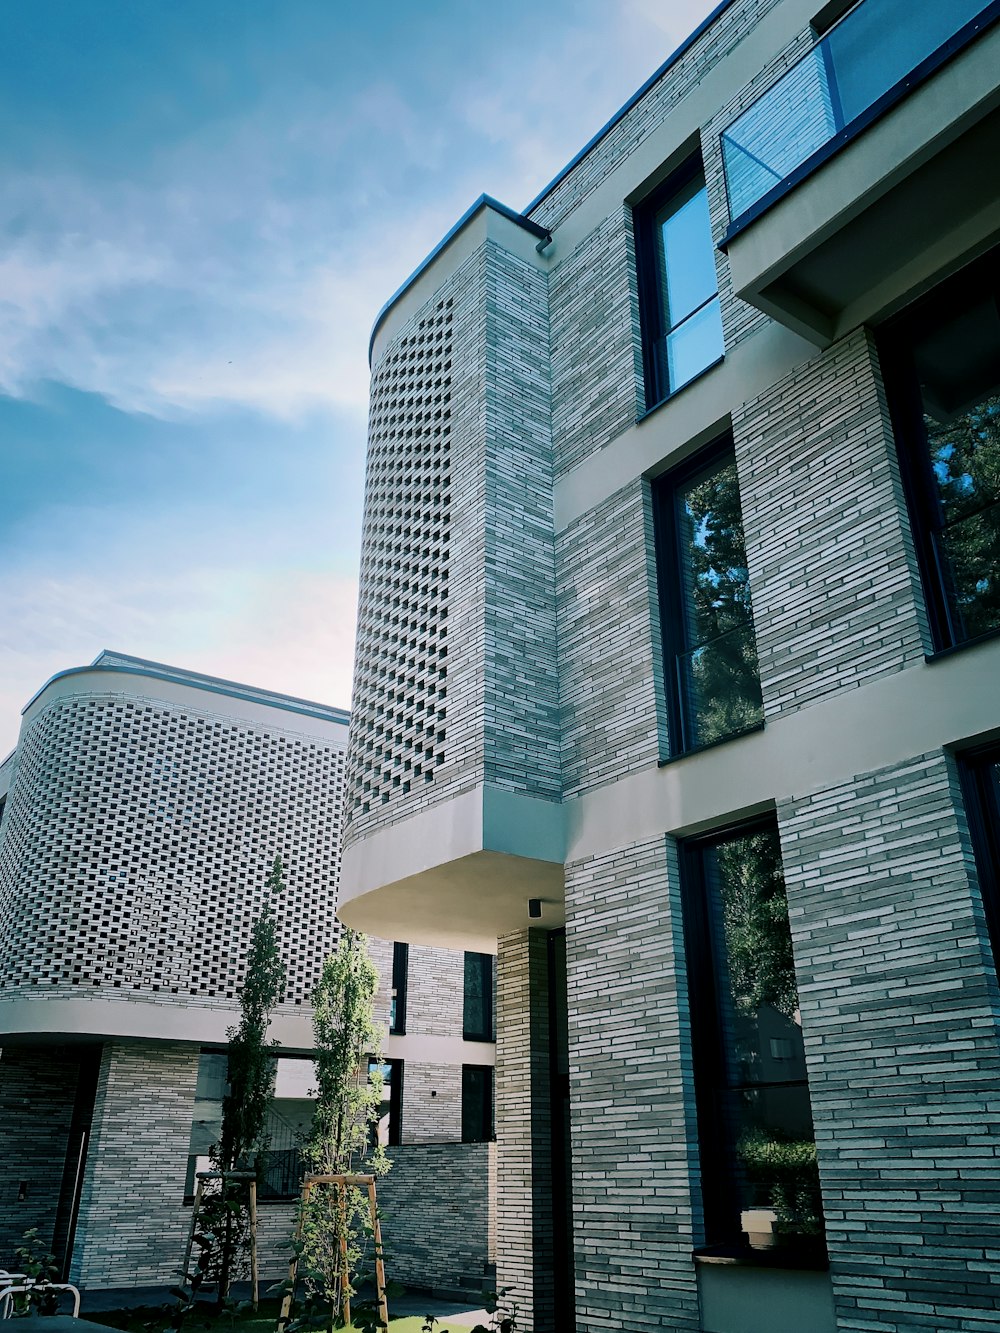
xmin=879 ymin=247 xmax=1000 ymax=654
xmin=461 ymin=1064 xmax=495 ymax=1144
xmin=390 ymin=941 xmax=409 ymax=1035
xmin=463 ymin=951 xmax=495 ymax=1042
xmin=369 ymin=1055 xmax=404 ymax=1149
xmin=958 ymin=741 xmax=1000 ymax=975
xmin=679 ymin=815 xmax=826 ymax=1260
xmin=634 ymin=155 xmax=724 ymax=412
xmin=651 ymin=434 xmax=764 ymax=757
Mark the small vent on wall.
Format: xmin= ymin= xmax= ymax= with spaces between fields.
xmin=349 ymin=299 xmax=453 ymax=823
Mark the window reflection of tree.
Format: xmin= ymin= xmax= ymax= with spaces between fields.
xmin=701 ymin=825 xmax=824 ymax=1245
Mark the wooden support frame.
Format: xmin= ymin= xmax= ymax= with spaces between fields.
xmin=182 ymin=1170 xmax=259 ymax=1310
xmin=278 ymin=1173 xmax=388 ymax=1332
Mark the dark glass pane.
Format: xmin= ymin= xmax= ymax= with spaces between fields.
xmin=462 ymin=1065 xmax=493 ymax=1143
xmin=369 ymin=1057 xmax=398 ymax=1148
xmin=704 ymin=827 xmax=823 ymax=1245
xmin=463 ymin=952 xmax=493 ymax=1040
xmin=912 ymin=294 xmax=1000 ymax=643
xmin=935 ymin=499 xmax=1000 ymax=641
xmin=671 ymin=452 xmax=762 ymax=747
xmin=391 ymin=940 xmax=408 ymax=1033
xmin=926 ymin=396 xmax=1000 ymax=527
xmin=680 ymin=625 xmax=764 ymax=748
xmin=655 ymin=181 xmax=717 ymax=329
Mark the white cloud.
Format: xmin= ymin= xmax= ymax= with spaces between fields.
xmin=0 ymin=2 xmax=719 ymax=427
xmin=0 ymin=557 xmax=357 ymax=758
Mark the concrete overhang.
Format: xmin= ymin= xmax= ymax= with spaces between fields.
xmin=0 ymin=996 xmax=316 ymax=1052
xmin=723 ymin=22 xmax=1000 ymax=346
xmin=338 ymin=784 xmax=565 ymax=952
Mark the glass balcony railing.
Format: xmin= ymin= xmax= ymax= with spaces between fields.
xmin=721 ymin=0 xmax=998 ymax=227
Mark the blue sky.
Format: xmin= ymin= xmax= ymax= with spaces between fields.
xmin=0 ymin=0 xmax=715 ymax=755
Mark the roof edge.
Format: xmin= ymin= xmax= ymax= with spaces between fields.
xmin=20 ymin=656 xmax=350 ymax=727
xmin=367 ymin=193 xmax=551 ymax=365
xmin=521 ymin=0 xmax=737 ymax=218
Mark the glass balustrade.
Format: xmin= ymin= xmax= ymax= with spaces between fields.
xmin=722 ymin=0 xmax=996 ymax=225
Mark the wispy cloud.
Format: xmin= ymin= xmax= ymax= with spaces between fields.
xmin=0 ymin=1 xmax=717 ymax=426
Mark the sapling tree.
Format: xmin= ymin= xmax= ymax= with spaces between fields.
xmin=298 ymin=928 xmax=389 ymax=1327
xmin=210 ymin=854 xmax=287 ymax=1301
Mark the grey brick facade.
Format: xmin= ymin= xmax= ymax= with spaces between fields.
xmin=0 ymin=658 xmax=494 ymax=1296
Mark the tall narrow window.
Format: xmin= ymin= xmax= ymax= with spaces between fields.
xmin=681 ymin=819 xmax=825 ymax=1255
xmin=463 ymin=951 xmax=494 ymax=1041
xmin=390 ymin=941 xmax=408 ymax=1035
xmin=636 ymin=159 xmax=725 ymax=409
xmin=461 ymin=1065 xmax=494 ymax=1143
xmin=370 ymin=1057 xmax=403 ymax=1148
xmin=880 ymin=248 xmax=1000 ymax=650
xmin=960 ymin=743 xmax=1000 ymax=976
xmin=653 ymin=438 xmax=763 ymax=754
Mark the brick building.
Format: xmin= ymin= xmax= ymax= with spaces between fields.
xmin=338 ymin=0 xmax=1000 ymax=1330
xmin=0 ymin=652 xmax=495 ymax=1296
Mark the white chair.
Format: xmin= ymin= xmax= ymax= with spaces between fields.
xmin=0 ymin=1272 xmax=81 ymax=1319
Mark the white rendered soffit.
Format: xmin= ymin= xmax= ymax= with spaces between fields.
xmin=564 ymin=635 xmax=1000 ymax=864
xmin=341 ymin=785 xmax=564 ymax=895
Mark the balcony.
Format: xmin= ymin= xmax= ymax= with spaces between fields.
xmin=720 ymin=0 xmax=1000 ymax=344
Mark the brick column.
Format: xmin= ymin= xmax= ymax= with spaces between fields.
xmin=496 ymin=929 xmax=554 ymax=1330
xmin=780 ymin=752 xmax=1000 ymax=1333
xmin=564 ymin=837 xmax=701 ymax=1331
xmin=71 ymin=1040 xmax=199 ymax=1287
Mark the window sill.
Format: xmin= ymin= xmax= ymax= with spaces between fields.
xmin=693 ymin=1243 xmax=828 ymax=1272
xmin=636 ymin=354 xmax=725 ymax=426
xmin=658 ymin=720 xmax=765 ymax=768
xmin=925 ymin=623 xmax=1000 ymax=664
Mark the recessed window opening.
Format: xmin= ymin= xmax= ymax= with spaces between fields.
xmin=880 ymin=250 xmax=1000 ymax=650
xmin=390 ymin=941 xmax=409 ymax=1034
xmin=681 ymin=818 xmax=825 ymax=1255
xmin=959 ymin=742 xmax=1000 ymax=976
xmin=652 ymin=437 xmax=763 ymax=755
xmin=461 ymin=1065 xmax=494 ymax=1143
xmin=463 ymin=951 xmax=495 ymax=1041
xmin=635 ymin=158 xmax=724 ymax=409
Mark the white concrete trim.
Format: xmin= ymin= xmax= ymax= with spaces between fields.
xmin=565 ymin=635 xmax=1000 ymax=863
xmin=0 ymin=996 xmax=316 ymax=1051
xmin=553 ymin=318 xmax=818 ymax=531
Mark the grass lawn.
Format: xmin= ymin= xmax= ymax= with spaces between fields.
xmin=93 ymin=1303 xmax=473 ymax=1333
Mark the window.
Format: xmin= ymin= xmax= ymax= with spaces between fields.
xmin=185 ymin=1052 xmax=317 ymax=1201
xmin=463 ymin=952 xmax=494 ymax=1041
xmin=652 ymin=438 xmax=763 ymax=755
xmin=461 ymin=1065 xmax=494 ymax=1143
xmin=960 ymin=743 xmax=1000 ymax=975
xmin=370 ymin=1057 xmax=403 ymax=1148
xmin=390 ymin=941 xmax=408 ymax=1034
xmin=635 ymin=158 xmax=725 ymax=409
xmin=681 ymin=818 xmax=825 ymax=1254
xmin=880 ymin=249 xmax=1000 ymax=650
